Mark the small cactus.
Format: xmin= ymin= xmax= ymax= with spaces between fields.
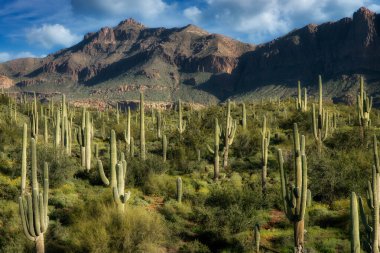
xmin=177 ymin=177 xmax=183 ymax=203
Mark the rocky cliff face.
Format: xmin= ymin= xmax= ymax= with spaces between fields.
xmin=235 ymin=7 xmax=380 ymax=91
xmin=1 ymin=7 xmax=380 ymax=102
xmin=0 ymin=75 xmax=14 ymax=89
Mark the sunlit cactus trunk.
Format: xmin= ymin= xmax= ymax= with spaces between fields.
xmin=140 ymin=93 xmax=146 ymax=160
xmin=277 ymin=123 xmax=308 ymax=252
xmin=222 ymin=99 xmax=236 ymax=170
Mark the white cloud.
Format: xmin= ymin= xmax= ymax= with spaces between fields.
xmin=0 ymin=53 xmax=11 ymax=62
xmin=71 ymin=0 xmax=167 ymax=19
xmin=198 ymin=0 xmax=379 ymax=43
xmin=26 ymin=24 xmax=81 ymax=49
xmin=0 ymin=51 xmax=40 ymax=63
xmin=184 ymin=7 xmax=202 ymax=23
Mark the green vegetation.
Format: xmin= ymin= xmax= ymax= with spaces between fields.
xmin=1 ymin=76 xmax=380 ymax=252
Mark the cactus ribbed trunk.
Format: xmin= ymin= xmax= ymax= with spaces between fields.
xmin=36 ymin=234 xmax=45 ymax=253
xmin=294 ymin=220 xmax=304 ymax=253
xmin=351 ymin=192 xmax=360 ymax=253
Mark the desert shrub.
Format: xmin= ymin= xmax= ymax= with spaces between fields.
xmin=63 ymin=200 xmax=170 ymax=253
xmin=37 ymin=146 xmax=79 ymax=188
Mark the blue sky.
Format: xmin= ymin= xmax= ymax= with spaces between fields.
xmin=0 ymin=0 xmax=380 ymax=62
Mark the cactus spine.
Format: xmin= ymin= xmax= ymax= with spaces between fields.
xmin=277 ymin=123 xmax=308 ymax=252
xmin=358 ymin=76 xmax=372 ymax=127
xmin=207 ymin=118 xmax=221 ymax=180
xmin=177 ymin=177 xmax=183 ymax=203
xmin=261 ymin=115 xmax=270 ymax=196
xmin=222 ymin=99 xmax=237 ymax=170
xmin=312 ymin=75 xmax=329 ymax=153
xmin=140 ymin=93 xmax=146 ymax=160
xmin=351 ymin=192 xmax=361 ymax=253
xmin=19 ymin=138 xmax=49 ymax=253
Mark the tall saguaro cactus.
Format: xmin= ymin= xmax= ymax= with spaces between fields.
xmin=359 ymin=164 xmax=380 ymax=253
xmin=77 ymin=109 xmax=92 ymax=170
xmin=140 ymin=93 xmax=146 ymax=160
xmin=124 ymin=106 xmax=131 ymax=155
xmin=357 ymin=76 xmax=372 ymax=128
xmin=296 ymin=81 xmax=308 ymax=112
xmin=19 ymin=138 xmax=49 ymax=253
xmin=178 ymin=99 xmax=186 ymax=136
xmin=162 ymin=134 xmax=167 ymax=162
xmin=242 ymin=102 xmax=247 ymax=130
xmin=312 ymin=75 xmax=329 ymax=154
xmin=277 ymin=123 xmax=308 ymax=252
xmin=261 ymin=115 xmax=270 ymax=196
xmin=222 ymin=99 xmax=237 ymax=170
xmin=207 ymin=118 xmax=221 ymax=180
xmin=351 ymin=192 xmax=361 ymax=253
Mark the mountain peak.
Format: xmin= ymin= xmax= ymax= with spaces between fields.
xmin=181 ymin=24 xmax=209 ymax=35
xmin=117 ymin=18 xmax=146 ymax=29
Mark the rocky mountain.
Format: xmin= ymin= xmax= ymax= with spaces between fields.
xmin=1 ymin=7 xmax=380 ymax=103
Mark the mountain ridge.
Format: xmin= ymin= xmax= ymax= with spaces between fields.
xmin=1 ymin=7 xmax=380 ymax=103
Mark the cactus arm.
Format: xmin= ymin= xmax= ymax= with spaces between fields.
xmin=19 ymin=197 xmax=35 ymax=241
xmin=207 ymin=144 xmax=214 ymax=154
xmin=97 ymin=160 xmax=110 ymax=186
xmin=312 ymin=104 xmax=318 ymax=141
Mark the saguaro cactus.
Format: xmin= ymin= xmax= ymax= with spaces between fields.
xmin=124 ymin=106 xmax=131 ymax=155
xmin=277 ymin=123 xmax=308 ymax=252
xmin=254 ymin=224 xmax=260 ymax=253
xmin=242 ymin=102 xmax=247 ymax=130
xmin=85 ymin=111 xmax=92 ymax=171
xmin=207 ymin=118 xmax=221 ymax=180
xmin=357 ymin=76 xmax=372 ymax=128
xmin=222 ymin=99 xmax=237 ymax=170
xmin=359 ymin=164 xmax=380 ymax=253
xmin=351 ymin=192 xmax=361 ymax=253
xmin=140 ymin=93 xmax=146 ymax=160
xmin=19 ymin=138 xmax=49 ymax=253
xmin=113 ymin=162 xmax=130 ymax=212
xmin=177 ymin=177 xmax=183 ymax=203
xmin=178 ymin=99 xmax=186 ymax=136
xmin=261 ymin=115 xmax=270 ymax=196
xmin=157 ymin=110 xmax=162 ymax=139
xmin=296 ymin=81 xmax=308 ymax=112
xmin=312 ymin=75 xmax=329 ymax=153
xmin=162 ymin=134 xmax=167 ymax=162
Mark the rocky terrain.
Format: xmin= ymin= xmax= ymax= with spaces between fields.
xmin=0 ymin=7 xmax=379 ymax=103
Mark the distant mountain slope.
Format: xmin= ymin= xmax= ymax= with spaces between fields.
xmin=1 ymin=7 xmax=380 ymax=103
